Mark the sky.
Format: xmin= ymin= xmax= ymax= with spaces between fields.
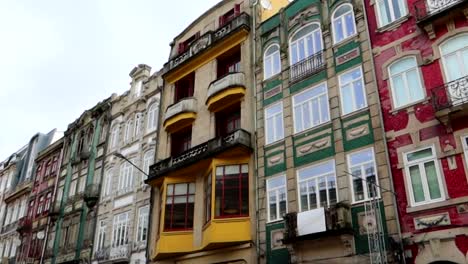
xmin=0 ymin=0 xmax=220 ymax=160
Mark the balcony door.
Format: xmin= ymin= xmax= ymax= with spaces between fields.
xmin=440 ymin=34 xmax=468 ymax=105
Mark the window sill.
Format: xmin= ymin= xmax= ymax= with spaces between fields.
xmin=352 ymin=196 xmax=382 ymax=205
xmin=340 ymin=106 xmax=369 ymax=120
xmin=161 ymin=229 xmax=193 ymax=235
xmin=294 ymin=120 xmax=332 ymax=137
xmin=389 ymin=96 xmax=430 ymax=116
xmin=264 ymin=138 xmax=285 ymax=148
xmin=213 ymin=216 xmax=250 ymax=223
xmin=266 ymin=218 xmax=284 ymax=224
xmin=376 ymin=15 xmax=410 ymax=33
xmin=332 ymin=34 xmax=359 ymax=51
xmin=263 ymin=73 xmax=282 ymax=83
xmin=406 ymin=196 xmax=468 ymax=213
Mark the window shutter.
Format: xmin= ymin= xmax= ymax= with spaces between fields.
xmin=234 ymin=4 xmax=241 ymax=16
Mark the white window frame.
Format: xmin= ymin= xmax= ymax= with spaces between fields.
xmin=102 ymin=169 xmax=113 ymax=198
xmin=96 ymin=220 xmax=106 ymax=251
xmin=339 ymin=66 xmax=367 ymax=115
xmin=134 ymin=80 xmax=143 ymax=97
xmin=147 ymin=103 xmax=158 ymax=132
xmin=263 ymin=43 xmax=281 ymax=80
xmin=264 ymin=102 xmax=285 ymax=145
xmin=388 ymin=56 xmax=425 ymax=109
xmin=403 ymin=145 xmax=445 ymax=207
xmin=69 ymin=180 xmax=77 ymax=197
xmin=125 ymin=119 xmax=133 ymax=143
xmin=136 ymin=206 xmax=149 ymax=242
xmin=463 ymin=135 xmax=468 ymax=168
xmin=292 ymin=82 xmax=330 ymax=134
xmin=296 ymin=159 xmax=338 ymax=212
xmin=112 ymin=212 xmax=130 ymax=248
xmin=266 ymin=174 xmax=288 ymax=223
xmin=332 ymin=3 xmax=357 ymax=44
xmin=347 ymin=147 xmax=380 ymax=203
xmin=289 ymin=22 xmax=323 ymax=66
xmin=440 ymin=34 xmax=468 ymax=83
xmin=375 ymin=0 xmax=407 ymax=28
xmin=134 ymin=113 xmax=142 ymax=137
xmin=143 ymin=150 xmax=154 ymax=184
xmin=110 ymin=125 xmax=119 ymax=149
xmin=119 ymin=161 xmax=134 ymax=193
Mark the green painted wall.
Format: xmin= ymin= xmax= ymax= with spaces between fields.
xmin=265 ymin=222 xmax=289 ymax=264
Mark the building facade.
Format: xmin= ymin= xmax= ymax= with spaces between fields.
xmin=44 ymin=99 xmax=112 ymax=264
xmin=92 ymin=64 xmax=160 ymax=264
xmin=146 ymin=0 xmax=256 ymax=263
xmin=17 ymin=138 xmax=63 ymax=264
xmin=363 ymin=0 xmax=468 ymax=262
xmin=255 ymin=0 xmax=400 ymax=263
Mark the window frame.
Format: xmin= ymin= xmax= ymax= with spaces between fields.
xmin=332 ymin=3 xmax=357 ymax=44
xmin=266 ymin=174 xmax=288 ymax=223
xmin=347 ymin=147 xmax=380 ymax=203
xmin=439 ymin=34 xmax=468 ymax=83
xmin=103 ymin=169 xmax=113 ymax=198
xmin=264 ymin=102 xmax=285 ymax=145
xmin=142 ymin=150 xmax=155 ymax=183
xmin=110 ymin=125 xmax=119 ymax=149
xmin=338 ymin=65 xmax=367 ymax=115
xmin=136 ymin=206 xmax=149 ymax=242
xmin=204 ymin=172 xmax=212 ymax=224
xmin=463 ymin=135 xmax=468 ymax=169
xmin=124 ymin=119 xmax=133 ymax=143
xmin=375 ymin=0 xmax=407 ymax=28
xmin=292 ymin=82 xmax=330 ymax=134
xmin=164 ymin=182 xmax=195 ymax=231
xmin=289 ymin=22 xmax=323 ymax=66
xmin=96 ymin=220 xmax=106 ymax=251
xmin=263 ymin=43 xmax=281 ymax=80
xmin=215 ymin=164 xmax=249 ymax=219
xmin=111 ymin=212 xmax=130 ymax=248
xmin=403 ymin=145 xmax=445 ymax=207
xmin=388 ymin=56 xmax=425 ymax=109
xmin=119 ymin=161 xmax=134 ymax=193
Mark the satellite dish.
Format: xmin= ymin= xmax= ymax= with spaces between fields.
xmin=260 ymin=0 xmax=272 ymax=10
xmin=37 ymin=231 xmax=45 ymax=240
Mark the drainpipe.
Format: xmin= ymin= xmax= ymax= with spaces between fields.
xmin=360 ymin=2 xmax=406 ymax=263
xmin=40 ymin=144 xmax=64 ymax=264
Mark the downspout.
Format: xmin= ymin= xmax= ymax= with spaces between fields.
xmin=360 ymin=2 xmax=406 ymax=263
xmin=40 ymin=145 xmax=64 ymax=264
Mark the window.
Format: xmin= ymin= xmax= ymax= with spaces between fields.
xmin=339 ymin=66 xmax=367 ymax=115
xmin=164 ymin=183 xmax=195 ymax=231
xmin=119 ymin=162 xmax=134 ymax=192
xmin=147 ymin=103 xmax=158 ymax=132
xmin=96 ymin=220 xmax=106 ymax=251
xmin=44 ymin=192 xmax=52 ymax=212
xmin=112 ymin=212 xmax=130 ymax=247
xmin=375 ymin=0 xmax=407 ymax=27
xmin=217 ymin=47 xmax=241 ymax=77
xmin=204 ymin=172 xmax=212 ymax=223
xmin=265 ymin=102 xmax=284 ymax=144
xmin=36 ymin=196 xmax=44 ymax=216
xmin=134 ymin=113 xmax=142 ymax=137
xmin=348 ymin=148 xmax=379 ymax=203
xmin=69 ymin=180 xmax=77 ymax=197
xmin=125 ymin=119 xmax=133 ymax=143
xmin=264 ymin=44 xmax=281 ymax=80
xmin=171 ymin=127 xmax=192 ymax=156
xmin=134 ymin=80 xmax=143 ymax=97
xmin=110 ymin=125 xmax=119 ymax=149
xmin=136 ymin=206 xmax=149 ymax=242
xmin=216 ymin=103 xmax=240 ymax=137
xmin=293 ymin=83 xmax=330 ymax=133
xmin=219 ymin=4 xmax=240 ymax=27
xmin=267 ymin=175 xmax=287 ymax=222
xmin=26 ymin=201 xmax=34 ymax=220
xmin=143 ymin=151 xmax=155 ymax=182
xmin=174 ymin=72 xmax=195 ymax=103
xmin=297 ymin=160 xmax=337 ymax=211
xmin=404 ymin=146 xmax=445 ymax=206
xmin=440 ymin=34 xmax=468 ymax=85
xmin=389 ymin=57 xmax=424 ymax=108
xmin=78 ymin=176 xmax=86 ymax=194
xmin=289 ymin=23 xmax=323 ymax=65
xmin=332 ymin=4 xmax=356 ymax=44
xmin=103 ymin=169 xmax=113 ymax=197
xmin=463 ymin=136 xmax=468 ymax=168
xmin=215 ymin=164 xmax=248 ymax=218
xmin=178 ymin=32 xmax=200 ymax=54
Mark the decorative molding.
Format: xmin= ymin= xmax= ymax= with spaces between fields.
xmin=335 ymin=48 xmax=360 ymax=66
xmin=414 ymin=213 xmax=450 ymax=230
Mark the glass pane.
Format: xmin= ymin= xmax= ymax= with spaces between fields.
xmin=407 ymin=69 xmax=424 ymax=102
xmin=279 ymin=188 xmax=287 ymax=217
xmin=299 ymin=182 xmax=308 ymax=211
xmin=174 ymin=184 xmax=187 ymax=195
xmin=378 ymin=0 xmax=390 ymax=26
xmin=350 ymin=149 xmax=373 ymax=165
xmin=273 ymin=52 xmax=281 ymax=75
xmin=320 ymin=95 xmax=329 ymax=123
xmin=291 ymin=43 xmax=298 ymax=64
xmin=342 ymin=84 xmax=354 ymax=114
xmin=407 ymin=148 xmax=433 ymax=162
xmin=352 ymin=167 xmax=364 ymax=201
xmin=298 ymin=39 xmax=306 ymax=61
xmin=189 ymin=183 xmax=195 ymax=194
xmin=444 ymin=54 xmax=462 ymax=81
xmin=312 ymin=98 xmax=320 ymax=126
xmin=318 ymin=177 xmax=327 ymax=207
xmin=225 ymin=165 xmax=240 ymax=175
xmin=308 ymin=180 xmax=317 ymax=209
xmin=391 ymin=57 xmax=417 ymax=74
xmin=314 ymin=30 xmax=322 ymax=52
xmin=392 ymin=0 xmax=402 ymax=19
xmin=302 ymin=103 xmax=311 ymax=130
xmin=409 ymin=165 xmax=425 ymax=203
xmin=392 ymin=75 xmax=407 ymax=107
xmin=266 ymin=45 xmax=278 ymax=56
xmin=275 ymin=114 xmax=284 ymax=139
xmin=264 ymin=56 xmax=272 ymax=78
xmin=268 ymin=176 xmax=285 ymax=189
xmin=334 ymin=18 xmax=344 ymax=43
xmin=354 ymin=79 xmax=366 ymax=109
xmin=345 ymin=13 xmax=355 ymax=36
xmin=267 ymin=117 xmax=275 ymax=143
xmin=328 ymin=176 xmax=337 ymax=205
xmin=306 ymin=35 xmax=314 ymax=57
xmin=441 ymin=35 xmax=468 ymax=55
xmin=424 ymin=161 xmax=441 ymax=199
xmin=294 ymin=105 xmax=303 ymax=132
xmin=269 ymin=191 xmax=277 ymax=221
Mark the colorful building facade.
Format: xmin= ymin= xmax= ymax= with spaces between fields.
xmin=364 ymin=0 xmax=468 ymax=262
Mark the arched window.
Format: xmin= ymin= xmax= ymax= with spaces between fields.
xmin=110 ymin=125 xmax=119 ymax=149
xmin=440 ymin=34 xmax=468 ymax=82
xmin=289 ymin=23 xmax=323 ymax=65
xmin=147 ymin=103 xmax=158 ymax=132
xmin=332 ymin=4 xmax=356 ymax=44
xmin=102 ymin=169 xmax=113 ymax=198
xmin=264 ymin=44 xmax=281 ymax=80
xmin=388 ymin=57 xmax=425 ymax=108
xmin=134 ymin=113 xmax=142 ymax=137
xmin=125 ymin=119 xmax=133 ymax=143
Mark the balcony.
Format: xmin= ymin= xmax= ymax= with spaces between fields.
xmin=432 ymin=75 xmax=468 ymax=126
xmin=148 ymin=129 xmax=252 ymax=179
xmin=94 ymin=247 xmax=110 ymax=262
xmin=109 ymin=244 xmax=131 ymax=262
xmin=289 ymin=51 xmax=326 ymax=84
xmin=163 ymin=97 xmax=197 ymax=133
xmin=84 ymin=184 xmax=100 ymax=208
xmin=48 ymin=203 xmax=61 ymax=222
xmin=206 ymin=72 xmax=246 ymax=112
xmin=4 ymin=180 xmax=33 ymax=203
xmin=164 ymin=13 xmax=251 ymax=84
xmin=16 ymin=217 xmax=32 ymax=234
xmin=283 ymin=203 xmax=352 ymax=243
xmin=1 ymin=222 xmax=18 ymax=234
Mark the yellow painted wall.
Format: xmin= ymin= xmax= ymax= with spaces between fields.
xmin=157 ymin=232 xmax=195 ymax=253
xmin=202 ymin=218 xmax=251 ymax=248
xmin=260 ymin=0 xmax=290 ymax=21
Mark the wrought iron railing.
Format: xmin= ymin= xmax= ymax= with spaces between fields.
xmin=95 ymin=246 xmax=110 ymax=261
xmin=289 ymin=51 xmax=326 ymax=84
xmin=432 ymin=75 xmax=468 ymax=111
xmin=109 ymin=244 xmax=131 ymax=260
xmin=414 ymin=0 xmax=463 ymax=21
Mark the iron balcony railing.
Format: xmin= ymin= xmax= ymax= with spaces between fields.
xmin=95 ymin=246 xmax=110 ymax=261
xmin=432 ymin=74 xmax=468 ymax=111
xmin=414 ymin=0 xmax=463 ymax=22
xmin=289 ymin=51 xmax=326 ymax=84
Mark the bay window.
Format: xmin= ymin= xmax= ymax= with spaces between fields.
xmin=388 ymin=57 xmax=425 ymax=108
xmin=332 ymin=4 xmax=356 ymax=44
xmin=297 ymin=160 xmax=337 ymax=212
xmin=293 ymin=82 xmax=330 ymax=133
xmin=267 ymin=175 xmax=287 ymax=222
xmin=404 ymin=146 xmax=445 ymax=206
xmin=215 ymin=164 xmax=248 ymax=218
xmin=347 ymin=148 xmax=379 ymax=203
xmin=164 ymin=183 xmax=195 ymax=231
xmin=339 ymin=66 xmax=367 ymax=115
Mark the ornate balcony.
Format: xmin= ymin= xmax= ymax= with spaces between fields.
xmin=149 ymin=129 xmax=252 ymax=179
xmin=283 ymin=203 xmax=352 ymax=243
xmin=109 ymin=244 xmax=131 ymax=262
xmin=163 ymin=97 xmax=197 ymax=133
xmin=289 ymin=51 xmax=326 ymax=84
xmin=16 ymin=217 xmax=32 ymax=234
xmin=94 ymin=247 xmax=110 ymax=262
xmin=432 ymin=75 xmax=468 ymax=127
xmin=164 ymin=13 xmax=251 ymax=83
xmin=206 ymin=72 xmax=246 ymax=112
xmin=84 ymin=184 xmax=100 ymax=208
